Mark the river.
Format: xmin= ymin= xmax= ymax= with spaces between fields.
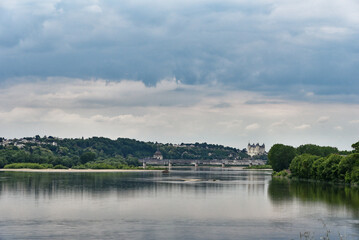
xmin=0 ymin=168 xmax=358 ymax=239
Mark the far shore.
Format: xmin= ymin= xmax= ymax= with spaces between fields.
xmin=0 ymin=168 xmax=162 ymax=173
xmin=0 ymin=166 xmax=264 ymax=173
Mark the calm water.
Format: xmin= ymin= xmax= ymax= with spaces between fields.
xmin=0 ymin=168 xmax=358 ymax=240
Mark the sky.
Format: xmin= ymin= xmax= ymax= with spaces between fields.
xmin=0 ymin=0 xmax=359 ymax=150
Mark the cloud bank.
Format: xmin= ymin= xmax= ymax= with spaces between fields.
xmin=0 ymin=78 xmax=358 ymax=150
xmin=0 ymin=0 xmax=359 ymax=101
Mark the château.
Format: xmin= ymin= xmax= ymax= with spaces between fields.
xmin=247 ymin=143 xmax=265 ymax=157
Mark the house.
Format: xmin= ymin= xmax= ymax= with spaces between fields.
xmin=153 ymin=150 xmax=163 ymax=160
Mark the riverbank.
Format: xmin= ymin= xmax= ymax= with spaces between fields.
xmin=0 ymin=168 xmax=162 ymax=173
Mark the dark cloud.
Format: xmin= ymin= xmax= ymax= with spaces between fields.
xmin=0 ymin=0 xmax=359 ymax=101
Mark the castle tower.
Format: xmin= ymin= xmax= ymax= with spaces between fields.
xmin=247 ymin=142 xmax=265 ymax=157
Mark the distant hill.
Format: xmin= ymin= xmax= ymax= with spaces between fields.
xmin=0 ymin=136 xmax=251 ymax=168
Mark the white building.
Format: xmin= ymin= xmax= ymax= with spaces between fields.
xmin=153 ymin=150 xmax=163 ymax=160
xmin=247 ymin=143 xmax=265 ymax=157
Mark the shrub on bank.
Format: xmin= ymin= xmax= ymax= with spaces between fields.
xmin=4 ymin=163 xmax=53 ymax=169
xmin=53 ymin=164 xmax=68 ymax=169
xmin=245 ymin=165 xmax=272 ymax=169
xmin=71 ymin=162 xmax=138 ymax=169
xmin=272 ymin=170 xmax=289 ymax=177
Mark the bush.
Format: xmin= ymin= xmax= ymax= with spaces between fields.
xmin=272 ymin=170 xmax=289 ymax=177
xmin=73 ymin=162 xmax=117 ymax=169
xmin=289 ymin=154 xmax=320 ymax=179
xmin=72 ymin=164 xmax=87 ymax=169
xmin=4 ymin=163 xmax=52 ymax=169
xmin=338 ymin=153 xmax=359 ymax=181
xmin=245 ymin=165 xmax=272 ymax=169
xmin=311 ymin=157 xmax=325 ymax=179
xmin=317 ymin=154 xmax=342 ymax=181
xmin=350 ymin=167 xmax=359 ymax=184
xmin=53 ymin=164 xmax=68 ymax=169
xmin=85 ymin=163 xmax=116 ymax=169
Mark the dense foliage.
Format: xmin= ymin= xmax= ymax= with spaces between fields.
xmin=0 ymin=136 xmax=250 ymax=168
xmin=268 ymin=143 xmax=354 ymax=172
xmin=289 ymin=153 xmax=359 ymax=184
xmin=268 ymin=141 xmax=359 ymax=185
xmin=4 ymin=163 xmax=55 ymax=169
xmin=296 ymin=144 xmax=339 ymax=157
xmin=268 ymin=144 xmax=296 ymax=171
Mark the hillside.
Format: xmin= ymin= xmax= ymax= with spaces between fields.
xmin=0 ymin=136 xmax=251 ymax=168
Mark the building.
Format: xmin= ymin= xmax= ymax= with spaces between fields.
xmin=153 ymin=150 xmax=163 ymax=160
xmin=247 ymin=143 xmax=265 ymax=157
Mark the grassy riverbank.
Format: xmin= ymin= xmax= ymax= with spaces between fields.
xmin=244 ymin=165 xmax=272 ymax=170
xmin=0 ymin=168 xmax=162 ymax=173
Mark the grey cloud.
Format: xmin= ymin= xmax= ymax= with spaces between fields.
xmin=0 ymin=0 xmax=359 ymax=101
xmin=212 ymin=102 xmax=231 ymax=108
xmin=0 ymin=78 xmax=205 ymax=110
xmin=245 ymin=100 xmax=285 ymax=105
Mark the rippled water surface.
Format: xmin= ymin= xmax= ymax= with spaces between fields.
xmin=0 ymin=168 xmax=359 ymax=240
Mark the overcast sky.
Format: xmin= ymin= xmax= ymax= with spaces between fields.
xmin=1 ymin=0 xmax=359 ymax=150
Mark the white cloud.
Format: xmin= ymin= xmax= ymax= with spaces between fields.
xmin=294 ymin=124 xmax=311 ymax=130
xmin=270 ymin=120 xmax=287 ymax=128
xmin=317 ymin=116 xmax=329 ymax=123
xmin=334 ymin=126 xmax=343 ymax=131
xmin=84 ymin=5 xmax=102 ymax=13
xmin=245 ymin=123 xmax=260 ymax=130
xmin=0 ymin=107 xmax=41 ymax=122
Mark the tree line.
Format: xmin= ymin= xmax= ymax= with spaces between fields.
xmin=0 ymin=136 xmax=250 ymax=169
xmin=268 ymin=142 xmax=359 ymax=184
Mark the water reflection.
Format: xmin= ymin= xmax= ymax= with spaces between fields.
xmin=0 ymin=170 xmax=270 ymax=200
xmin=1 ymin=170 xmax=358 ymax=240
xmin=268 ymin=178 xmax=359 ymax=217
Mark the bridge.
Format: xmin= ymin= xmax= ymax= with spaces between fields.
xmin=140 ymin=158 xmax=267 ymax=168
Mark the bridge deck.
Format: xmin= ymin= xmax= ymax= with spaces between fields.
xmin=140 ymin=158 xmax=267 ymax=166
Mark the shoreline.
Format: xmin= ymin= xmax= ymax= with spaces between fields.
xmin=0 ymin=168 xmax=162 ymax=173
xmin=0 ymin=166 xmax=266 ymax=173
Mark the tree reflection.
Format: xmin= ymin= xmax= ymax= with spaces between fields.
xmin=268 ymin=178 xmax=359 ymax=217
xmin=0 ymin=170 xmax=268 ymax=199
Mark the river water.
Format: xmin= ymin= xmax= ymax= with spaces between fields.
xmin=0 ymin=168 xmax=358 ymax=240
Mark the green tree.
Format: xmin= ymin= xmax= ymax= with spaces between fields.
xmin=296 ymin=144 xmax=338 ymax=157
xmin=317 ymin=154 xmax=343 ymax=181
xmin=290 ymin=154 xmax=320 ymax=178
xmin=338 ymin=153 xmax=359 ymax=182
xmin=268 ymin=144 xmax=296 ymax=171
xmin=352 ymin=141 xmax=359 ymax=153
xmin=80 ymin=152 xmax=96 ymax=164
xmin=312 ymin=157 xmax=325 ymax=179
